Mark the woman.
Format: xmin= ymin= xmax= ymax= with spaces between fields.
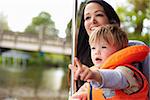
xmin=76 ymin=0 xmax=120 ymax=90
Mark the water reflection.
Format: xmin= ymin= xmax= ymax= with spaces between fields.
xmin=42 ymin=68 xmax=64 ymax=91
xmin=0 ymin=65 xmax=68 ymax=100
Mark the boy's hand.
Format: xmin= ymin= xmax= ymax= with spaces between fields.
xmin=68 ymin=57 xmax=91 ymax=81
xmin=74 ymin=57 xmax=93 ymax=81
xmin=69 ymin=57 xmax=102 ymax=83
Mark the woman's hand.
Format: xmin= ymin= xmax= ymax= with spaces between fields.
xmin=70 ymin=83 xmax=89 ymax=100
xmin=70 ymin=91 xmax=87 ymax=100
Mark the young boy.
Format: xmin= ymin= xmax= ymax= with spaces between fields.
xmin=69 ymin=24 xmax=149 ymax=100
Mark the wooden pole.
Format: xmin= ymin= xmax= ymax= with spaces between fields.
xmin=70 ymin=0 xmax=77 ymax=96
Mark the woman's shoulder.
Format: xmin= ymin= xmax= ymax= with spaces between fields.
xmin=128 ymin=40 xmax=146 ymax=46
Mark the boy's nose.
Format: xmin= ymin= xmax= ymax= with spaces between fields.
xmin=95 ymin=49 xmax=101 ymax=55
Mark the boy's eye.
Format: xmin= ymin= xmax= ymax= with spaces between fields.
xmin=102 ymin=46 xmax=106 ymax=48
xmin=91 ymin=47 xmax=95 ymax=50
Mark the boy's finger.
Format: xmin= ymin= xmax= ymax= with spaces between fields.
xmin=84 ymin=71 xmax=92 ymax=81
xmin=80 ymin=68 xmax=89 ymax=81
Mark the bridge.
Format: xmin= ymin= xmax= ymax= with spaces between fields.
xmin=0 ymin=31 xmax=71 ymax=55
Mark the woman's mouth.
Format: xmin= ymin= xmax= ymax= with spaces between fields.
xmin=91 ymin=27 xmax=95 ymax=31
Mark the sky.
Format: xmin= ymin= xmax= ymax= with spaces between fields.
xmin=0 ymin=0 xmax=126 ymax=38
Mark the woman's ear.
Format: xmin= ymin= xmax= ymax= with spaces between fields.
xmin=110 ymin=20 xmax=117 ymax=24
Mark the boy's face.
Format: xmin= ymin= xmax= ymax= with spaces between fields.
xmin=90 ymin=38 xmax=117 ymax=67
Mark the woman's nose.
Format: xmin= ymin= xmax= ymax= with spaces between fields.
xmin=91 ymin=16 xmax=97 ymax=24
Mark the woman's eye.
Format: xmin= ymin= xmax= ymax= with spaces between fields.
xmin=96 ymin=13 xmax=104 ymax=17
xmin=85 ymin=16 xmax=90 ymax=20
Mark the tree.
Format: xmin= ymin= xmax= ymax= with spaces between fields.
xmin=25 ymin=11 xmax=58 ymax=37
xmin=25 ymin=11 xmax=59 ymax=51
xmin=116 ymin=0 xmax=150 ymax=36
xmin=0 ymin=13 xmax=9 ymax=32
xmin=65 ymin=1 xmax=86 ymax=43
xmin=65 ymin=20 xmax=71 ymax=42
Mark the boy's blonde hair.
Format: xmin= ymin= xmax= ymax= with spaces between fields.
xmin=89 ymin=24 xmax=128 ymax=50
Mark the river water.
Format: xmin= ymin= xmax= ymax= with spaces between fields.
xmin=0 ymin=66 xmax=69 ymax=100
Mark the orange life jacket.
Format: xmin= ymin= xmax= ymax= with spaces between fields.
xmin=88 ymin=45 xmax=149 ymax=100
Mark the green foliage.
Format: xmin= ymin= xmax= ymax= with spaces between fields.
xmin=65 ymin=20 xmax=72 ymax=42
xmin=128 ymin=33 xmax=150 ymax=46
xmin=27 ymin=52 xmax=71 ymax=70
xmin=0 ymin=13 xmax=9 ymax=31
xmin=24 ymin=11 xmax=58 ymax=37
xmin=32 ymin=12 xmax=54 ymax=26
xmin=44 ymin=53 xmax=71 ymax=69
xmin=146 ymin=1 xmax=150 ymax=19
xmin=116 ymin=0 xmax=150 ymax=36
xmin=66 ymin=1 xmax=87 ymax=43
xmin=24 ymin=25 xmax=38 ymax=34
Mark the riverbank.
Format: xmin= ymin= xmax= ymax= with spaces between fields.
xmin=0 ymin=87 xmax=68 ymax=100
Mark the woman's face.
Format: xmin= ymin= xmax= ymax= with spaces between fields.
xmin=84 ymin=2 xmax=109 ymax=35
